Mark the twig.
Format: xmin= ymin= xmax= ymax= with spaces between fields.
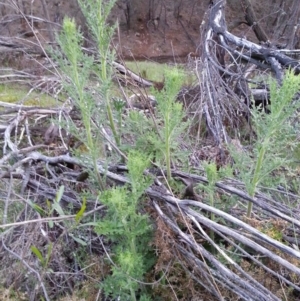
xmin=0 ymin=206 xmax=105 ymax=229
xmin=1 ymin=237 xmax=51 ymax=301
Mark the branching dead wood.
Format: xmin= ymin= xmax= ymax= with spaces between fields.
xmin=193 ymin=0 xmax=300 ymax=145
xmin=1 ymin=104 xmax=299 ymax=299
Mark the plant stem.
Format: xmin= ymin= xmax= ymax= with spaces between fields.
xmin=70 ymin=48 xmax=106 ymax=191
xmin=247 ymin=141 xmax=267 ymax=217
xmin=101 ymin=57 xmax=120 ymax=146
xmin=166 ymin=138 xmax=171 ymax=182
xmin=130 ymin=288 xmax=137 ymax=301
xmin=165 ymin=110 xmax=171 ymax=182
xmin=106 ymin=101 xmax=120 ymax=146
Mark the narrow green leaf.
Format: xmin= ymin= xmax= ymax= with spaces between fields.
xmin=28 ymin=200 xmax=47 ymax=216
xmin=45 ymin=243 xmax=53 ymax=267
xmin=48 ymin=220 xmax=54 ymax=229
xmin=75 ymin=197 xmax=87 ymax=223
xmin=76 ymin=222 xmax=98 ymax=228
xmin=52 ymin=201 xmax=65 ymax=216
xmin=30 ymin=246 xmax=45 ymax=265
xmin=46 ymin=199 xmax=52 ymax=212
xmin=69 ymin=234 xmax=87 ymax=246
xmin=55 ymin=186 xmax=65 ymax=203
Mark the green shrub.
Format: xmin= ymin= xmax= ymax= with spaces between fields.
xmin=230 ymin=71 xmax=300 ymax=217
xmin=96 ymin=151 xmax=154 ymax=300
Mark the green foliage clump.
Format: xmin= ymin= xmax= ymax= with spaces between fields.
xmin=57 ymin=16 xmax=107 ymax=189
xmin=125 ymin=68 xmax=189 ymax=181
xmin=96 ymin=151 xmax=154 ymax=300
xmin=56 ymin=0 xmax=122 ymax=189
xmin=231 ymin=71 xmax=300 ymax=217
xmin=154 ymin=69 xmax=188 ymax=180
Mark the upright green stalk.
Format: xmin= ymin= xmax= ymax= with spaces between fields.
xmin=78 ymin=0 xmax=120 ymax=146
xmin=153 ymin=69 xmax=185 ymax=182
xmin=105 ymin=88 xmax=120 ymax=146
xmin=165 ymin=109 xmax=172 ymax=181
xmin=246 ymin=142 xmax=267 ymax=217
xmin=230 ymin=71 xmax=300 ymax=218
xmin=57 ymin=17 xmax=106 ymax=190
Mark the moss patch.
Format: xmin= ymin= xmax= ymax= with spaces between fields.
xmin=125 ymin=61 xmax=195 ymax=85
xmin=0 ymin=84 xmax=58 ymax=107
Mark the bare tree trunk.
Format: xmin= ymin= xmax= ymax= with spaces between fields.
xmin=124 ymin=0 xmax=131 ymax=30
xmin=241 ymin=0 xmax=269 ymax=44
xmin=285 ymin=0 xmax=300 ymax=48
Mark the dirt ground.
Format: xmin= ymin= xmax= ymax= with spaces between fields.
xmin=0 ymin=0 xmax=289 ymax=63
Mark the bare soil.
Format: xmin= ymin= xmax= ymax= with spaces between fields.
xmin=0 ymin=0 xmax=279 ymax=63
